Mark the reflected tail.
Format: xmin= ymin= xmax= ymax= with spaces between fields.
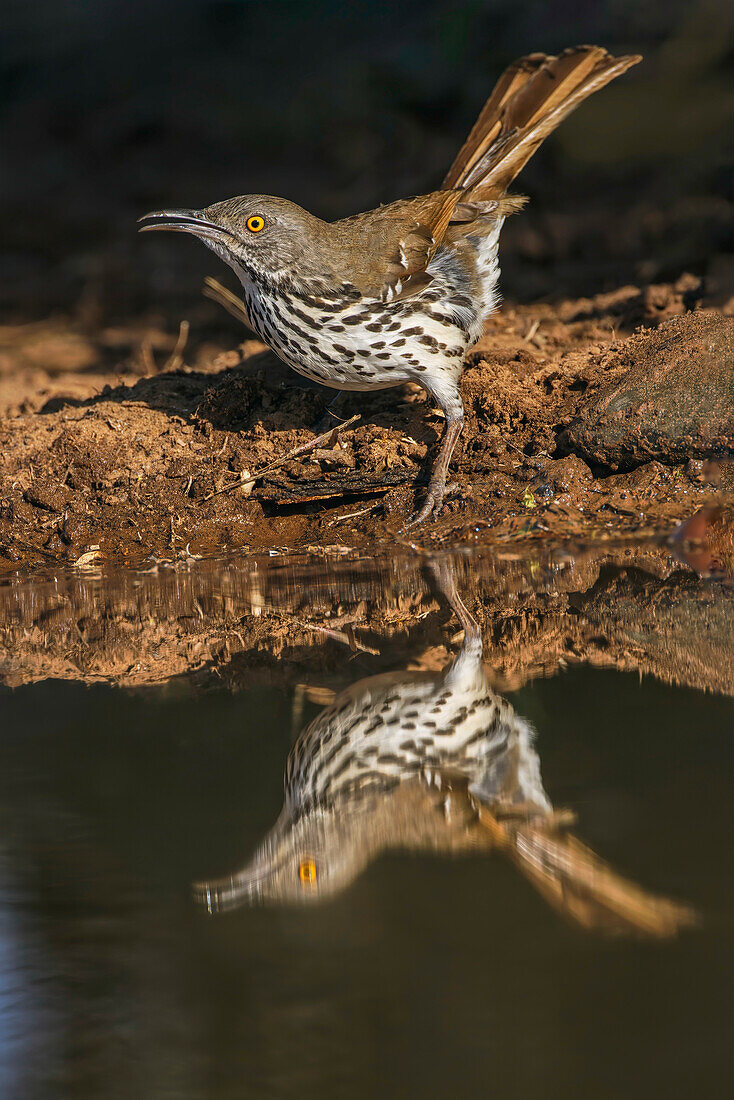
xmin=477 ymin=807 xmax=697 ymax=938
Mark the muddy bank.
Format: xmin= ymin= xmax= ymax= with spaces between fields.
xmin=0 ymin=277 xmax=733 ymax=572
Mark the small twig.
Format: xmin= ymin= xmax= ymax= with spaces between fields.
xmin=270 ymin=611 xmax=379 ymax=656
xmin=328 ymin=501 xmax=381 ymax=525
xmin=163 ymin=320 xmax=190 ymax=372
xmin=388 ymin=525 xmax=432 ymax=554
xmin=203 ymin=277 xmax=253 ymax=331
xmin=523 ymin=318 xmax=540 ymax=343
xmin=202 ymin=414 xmax=360 ymax=502
xmin=291 ymin=682 xmax=336 ymax=736
xmin=140 ymin=339 xmax=157 ymax=375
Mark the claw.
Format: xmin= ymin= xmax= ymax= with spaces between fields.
xmin=405 ymin=482 xmax=446 ymax=527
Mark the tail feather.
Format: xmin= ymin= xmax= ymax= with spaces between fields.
xmin=444 ymin=52 xmax=551 ymax=192
xmin=444 ymin=46 xmax=641 ymax=202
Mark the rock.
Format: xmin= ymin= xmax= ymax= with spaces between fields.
xmin=560 ymin=312 xmax=734 ymax=470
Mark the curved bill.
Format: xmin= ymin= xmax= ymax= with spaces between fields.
xmin=138 ymin=209 xmax=234 ymax=242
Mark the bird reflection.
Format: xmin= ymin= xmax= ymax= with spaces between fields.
xmin=195 ymin=563 xmax=694 ymax=937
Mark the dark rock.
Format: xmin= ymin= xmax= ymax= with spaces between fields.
xmin=559 ymin=312 xmax=734 ymax=470
xmin=532 ymin=481 xmax=555 ymax=500
xmin=576 ymin=571 xmax=734 ymax=697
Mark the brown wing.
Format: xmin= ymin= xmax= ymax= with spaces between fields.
xmin=378 ymin=190 xmax=464 ymax=303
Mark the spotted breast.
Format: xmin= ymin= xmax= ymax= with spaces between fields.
xmin=284 ymin=611 xmax=541 ymax=818
xmin=233 ymin=229 xmax=498 ymax=407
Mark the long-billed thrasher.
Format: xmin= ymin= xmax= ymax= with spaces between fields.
xmin=140 ymin=46 xmax=640 ymax=522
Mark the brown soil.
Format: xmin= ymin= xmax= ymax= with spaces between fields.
xmin=1 ymin=274 xmax=733 ymax=573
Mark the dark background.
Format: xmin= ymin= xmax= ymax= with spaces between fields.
xmin=2 ymin=0 xmax=733 ymax=322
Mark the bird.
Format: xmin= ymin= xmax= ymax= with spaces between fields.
xmin=140 ymin=46 xmax=640 ymax=522
xmin=193 ymin=562 xmax=693 ymax=937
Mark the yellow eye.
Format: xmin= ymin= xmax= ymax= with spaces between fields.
xmin=298 ymin=858 xmax=317 ymax=886
xmin=246 ymin=215 xmax=265 ymax=233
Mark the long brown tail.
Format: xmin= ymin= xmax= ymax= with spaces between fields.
xmin=444 ymin=46 xmax=641 ymax=202
xmin=477 ymin=806 xmax=696 ymax=938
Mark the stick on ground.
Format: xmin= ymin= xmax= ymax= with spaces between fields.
xmin=202 ymin=415 xmax=361 ymax=502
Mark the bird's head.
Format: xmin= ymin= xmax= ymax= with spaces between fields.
xmin=193 ymin=805 xmax=376 ymax=913
xmin=139 ymin=195 xmax=323 ymax=284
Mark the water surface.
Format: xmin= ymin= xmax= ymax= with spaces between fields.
xmin=1 ymin=542 xmax=732 ymax=1099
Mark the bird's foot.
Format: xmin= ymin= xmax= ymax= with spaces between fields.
xmin=405 ymin=478 xmax=456 ymax=527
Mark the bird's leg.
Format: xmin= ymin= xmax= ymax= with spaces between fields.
xmin=425 ymin=558 xmax=483 ymax=683
xmin=408 ymin=388 xmax=464 ymax=525
xmin=425 ymin=558 xmax=481 ymax=654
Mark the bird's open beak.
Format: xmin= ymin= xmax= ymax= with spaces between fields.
xmin=138 ymin=209 xmax=234 ymax=242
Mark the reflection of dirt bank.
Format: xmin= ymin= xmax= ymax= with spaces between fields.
xmin=0 ymin=541 xmax=731 ymax=697
xmin=1 ymin=279 xmax=733 ymax=572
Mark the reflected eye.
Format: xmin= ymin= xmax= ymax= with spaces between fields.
xmin=246 ymin=215 xmax=265 ymax=233
xmin=298 ymin=858 xmax=317 ymax=887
